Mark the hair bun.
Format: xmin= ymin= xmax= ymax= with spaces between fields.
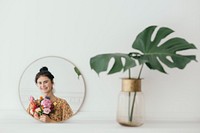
xmin=40 ymin=66 xmax=48 ymax=72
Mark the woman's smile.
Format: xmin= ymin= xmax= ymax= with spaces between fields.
xmin=37 ymin=76 xmax=53 ymax=94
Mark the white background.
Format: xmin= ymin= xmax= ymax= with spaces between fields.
xmin=0 ymin=0 xmax=200 ymax=132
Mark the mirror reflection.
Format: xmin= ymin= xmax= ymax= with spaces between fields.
xmin=19 ymin=56 xmax=86 ymax=123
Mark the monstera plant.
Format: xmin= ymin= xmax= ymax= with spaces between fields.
xmin=89 ymin=25 xmax=197 ymax=126
xmin=90 ymin=26 xmax=197 ymax=77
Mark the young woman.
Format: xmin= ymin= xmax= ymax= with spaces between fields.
xmin=27 ymin=66 xmax=73 ymax=122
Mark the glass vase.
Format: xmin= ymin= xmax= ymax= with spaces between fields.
xmin=117 ymin=78 xmax=144 ymax=127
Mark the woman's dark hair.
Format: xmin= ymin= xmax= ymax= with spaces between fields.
xmin=35 ymin=66 xmax=54 ymax=83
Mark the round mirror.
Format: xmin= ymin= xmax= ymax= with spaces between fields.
xmin=18 ymin=56 xmax=86 ymax=123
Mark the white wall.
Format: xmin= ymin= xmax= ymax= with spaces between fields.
xmin=0 ymin=0 xmax=200 ymax=121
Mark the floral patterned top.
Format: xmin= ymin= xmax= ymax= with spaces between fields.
xmin=27 ymin=97 xmax=73 ymax=122
xmin=49 ymin=97 xmax=73 ymax=122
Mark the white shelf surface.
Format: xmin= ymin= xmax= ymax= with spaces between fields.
xmin=1 ymin=120 xmax=200 ymax=133
xmin=0 ymin=110 xmax=200 ymax=133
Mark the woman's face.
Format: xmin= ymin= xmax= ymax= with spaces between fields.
xmin=36 ymin=76 xmax=53 ymax=94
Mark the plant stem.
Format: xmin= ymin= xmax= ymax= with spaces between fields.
xmin=138 ymin=64 xmax=144 ymax=79
xmin=128 ymin=92 xmax=131 ymax=120
xmin=127 ymin=68 xmax=138 ymax=123
xmin=129 ymin=91 xmax=137 ymax=122
xmin=128 ymin=68 xmax=131 ymax=120
xmin=128 ymin=69 xmax=131 ymax=79
xmin=128 ymin=64 xmax=144 ymax=122
xmin=129 ymin=64 xmax=143 ymax=122
xmin=128 ymin=61 xmax=143 ymax=123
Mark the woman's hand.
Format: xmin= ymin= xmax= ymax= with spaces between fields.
xmin=39 ymin=114 xmax=52 ymax=123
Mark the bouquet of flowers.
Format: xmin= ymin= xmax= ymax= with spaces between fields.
xmin=29 ymin=96 xmax=55 ymax=117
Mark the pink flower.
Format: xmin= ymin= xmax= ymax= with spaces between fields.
xmin=30 ymin=96 xmax=35 ymax=103
xmin=43 ymin=108 xmax=51 ymax=114
xmin=41 ymin=98 xmax=52 ymax=108
xmin=29 ymin=96 xmax=54 ymax=117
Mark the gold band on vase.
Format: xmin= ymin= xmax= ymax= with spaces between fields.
xmin=122 ymin=78 xmax=141 ymax=92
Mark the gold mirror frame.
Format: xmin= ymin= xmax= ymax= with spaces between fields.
xmin=18 ymin=56 xmax=86 ymax=122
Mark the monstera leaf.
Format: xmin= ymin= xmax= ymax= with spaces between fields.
xmin=132 ymin=26 xmax=197 ymax=73
xmin=74 ymin=67 xmax=82 ymax=79
xmin=90 ymin=53 xmax=137 ymax=75
xmin=90 ymin=25 xmax=197 ymax=76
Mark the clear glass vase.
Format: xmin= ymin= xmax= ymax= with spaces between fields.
xmin=117 ymin=78 xmax=144 ymax=127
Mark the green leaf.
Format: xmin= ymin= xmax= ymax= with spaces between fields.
xmin=74 ymin=67 xmax=82 ymax=79
xmin=132 ymin=26 xmax=197 ymax=73
xmin=90 ymin=53 xmax=137 ymax=75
